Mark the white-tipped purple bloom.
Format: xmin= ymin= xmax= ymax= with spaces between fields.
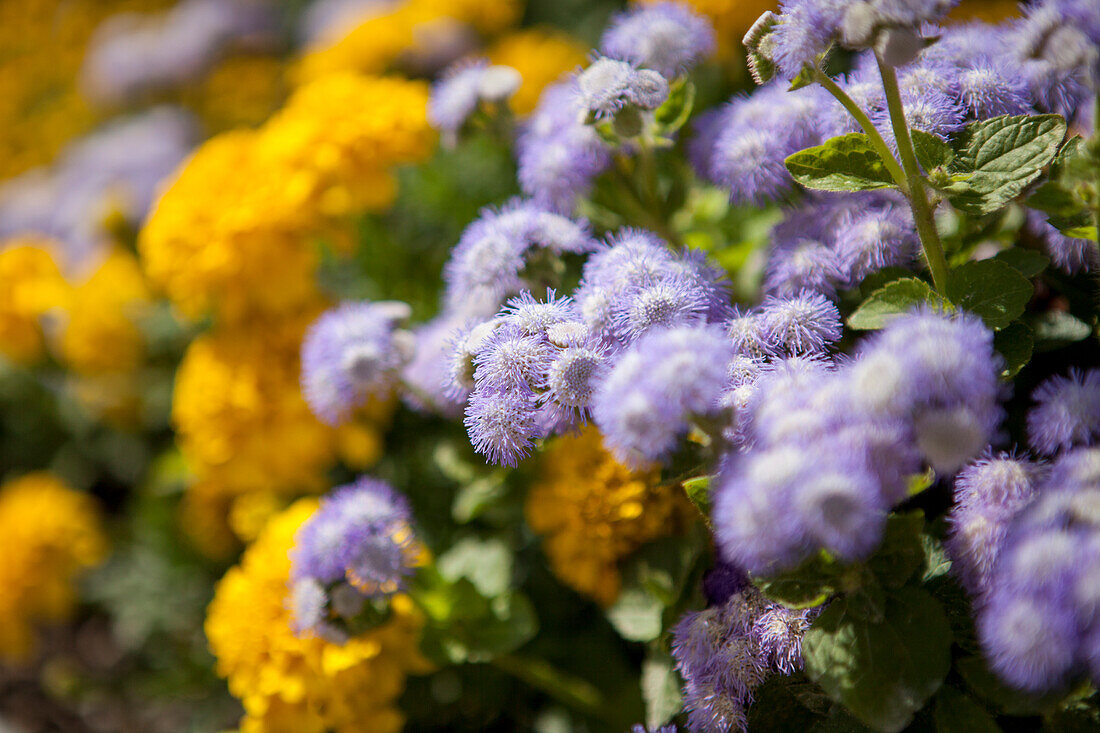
xmin=301 ymin=300 xmax=413 ymax=426
xmin=600 ymin=2 xmax=716 ymax=78
xmin=576 ymin=57 xmax=670 ymax=119
xmin=1027 ymin=368 xmax=1100 ymax=456
xmin=593 ymin=324 xmax=735 ymax=467
xmin=464 ymin=385 xmax=540 ymax=467
xmin=953 ymin=58 xmax=1032 ymax=119
xmin=833 ymin=194 xmax=919 ymax=285
xmin=759 ymin=293 xmax=842 ymax=356
xmin=769 ymin=0 xmax=847 ymax=78
xmin=428 ymin=58 xmax=522 ymax=135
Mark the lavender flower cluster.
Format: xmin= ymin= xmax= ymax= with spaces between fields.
xmin=289 ymin=477 xmax=419 ymax=640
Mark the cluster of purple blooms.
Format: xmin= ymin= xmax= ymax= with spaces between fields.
xmin=300 ymin=300 xmax=414 ymax=426
xmin=714 ymin=309 xmax=1003 ymax=576
xmin=289 ymin=477 xmax=418 ymax=640
xmin=942 ymin=369 xmax=1100 ymax=692
xmin=671 ymin=564 xmax=816 ymax=731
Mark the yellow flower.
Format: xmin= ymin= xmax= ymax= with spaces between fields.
xmin=139 ymin=129 xmax=321 ymax=324
xmin=488 ymin=28 xmax=587 ymax=115
xmin=58 ymin=247 xmax=151 ymax=375
xmin=0 ymin=240 xmax=69 ymax=365
xmin=184 ymin=53 xmax=288 ymax=132
xmin=294 ymin=0 xmax=522 ymax=83
xmin=205 ymin=499 xmax=431 ymax=733
xmin=258 ymin=74 xmax=435 ymax=217
xmin=172 ymin=323 xmax=339 ymax=509
xmin=0 ymin=472 xmax=108 ymax=662
xmin=636 ymin=0 xmax=777 ymax=58
xmin=526 ymin=426 xmax=693 ymax=606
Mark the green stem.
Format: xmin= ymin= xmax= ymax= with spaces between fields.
xmin=637 ymin=138 xmax=662 ymax=212
xmin=1093 ymin=94 xmax=1100 ymax=252
xmin=812 ymin=68 xmax=908 ymax=192
xmin=492 ymin=654 xmax=605 ymax=718
xmin=875 ymin=55 xmax=952 ymax=294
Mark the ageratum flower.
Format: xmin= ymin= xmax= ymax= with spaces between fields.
xmin=759 ymin=292 xmax=842 ymax=356
xmin=1027 ymin=368 xmax=1100 ymax=456
xmin=769 ymin=0 xmax=848 ymax=78
xmin=1026 ymin=210 xmax=1098 ymax=273
xmin=576 ymin=57 xmax=670 ymax=119
xmin=300 ymin=300 xmax=413 ymax=426
xmin=946 ymin=453 xmax=1043 ymax=597
xmin=833 ymin=193 xmax=919 ymax=286
xmin=428 ymin=58 xmax=522 ymax=134
xmin=593 ymin=324 xmax=734 ymax=467
xmin=601 ymin=2 xmax=716 ymax=78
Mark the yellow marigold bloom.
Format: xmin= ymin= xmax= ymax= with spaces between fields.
xmin=0 ymin=240 xmax=69 ymax=365
xmin=179 ymin=478 xmax=240 ymax=560
xmin=295 ymin=0 xmax=522 ymax=83
xmin=526 ymin=427 xmax=694 ymax=607
xmin=184 ymin=53 xmax=287 ymax=132
xmin=488 ymin=28 xmax=587 ymax=115
xmin=58 ymin=248 xmax=150 ymax=375
xmin=0 ymin=472 xmax=108 ymax=662
xmin=173 ymin=326 xmax=338 ymax=506
xmin=139 ymin=129 xmax=321 ymax=324
xmin=636 ymin=0 xmax=776 ymax=57
xmin=258 ymin=74 xmax=435 ymax=217
xmin=206 ymin=499 xmax=431 ymax=733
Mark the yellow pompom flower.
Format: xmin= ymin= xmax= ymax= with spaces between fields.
xmin=172 ymin=325 xmax=338 ymax=507
xmin=257 ymin=74 xmax=435 ymax=217
xmin=184 ymin=53 xmax=288 ymax=132
xmin=139 ymin=129 xmax=321 ymax=324
xmin=488 ymin=28 xmax=587 ymax=115
xmin=526 ymin=427 xmax=694 ymax=607
xmin=0 ymin=240 xmax=69 ymax=365
xmin=637 ymin=0 xmax=777 ymax=58
xmin=206 ymin=499 xmax=431 ymax=733
xmin=58 ymin=247 xmax=151 ymax=375
xmin=0 ymin=472 xmax=108 ymax=662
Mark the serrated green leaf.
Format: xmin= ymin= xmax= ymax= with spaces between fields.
xmin=993 ymin=248 xmax=1049 ymax=278
xmin=1029 ymin=310 xmax=1092 ymax=350
xmin=912 ymin=129 xmax=954 ymax=171
xmin=948 ymin=114 xmax=1067 ymax=215
xmin=934 ymin=686 xmax=1002 ymax=733
xmin=848 ymin=278 xmax=949 ymax=330
xmin=757 ymin=550 xmax=841 ymax=608
xmin=945 ymin=259 xmax=1033 ymax=330
xmin=642 ymin=648 xmax=682 ymax=728
xmin=804 ymin=588 xmax=951 ymax=732
xmin=786 ymin=134 xmax=897 ymax=192
xmin=867 ymin=511 xmax=925 ymax=590
xmin=993 ymin=321 xmax=1034 ymax=378
xmin=859 ymin=267 xmax=913 ymax=299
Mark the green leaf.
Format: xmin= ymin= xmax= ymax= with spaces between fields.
xmin=912 ymin=129 xmax=954 ymax=171
xmin=948 ymin=114 xmax=1067 ymax=215
xmin=859 ymin=267 xmax=913 ymax=299
xmin=803 ymin=587 xmax=952 ymax=732
xmin=786 ymin=134 xmax=897 ymax=192
xmin=681 ymin=475 xmax=711 ymax=516
xmin=642 ymin=648 xmax=682 ymax=729
xmin=789 ymin=65 xmax=815 ymax=90
xmin=907 ymin=468 xmax=936 ymax=498
xmin=867 ymin=511 xmax=925 ymax=590
xmin=934 ymin=686 xmax=1002 ymax=733
xmin=654 ymin=78 xmax=695 ymax=133
xmin=848 ymin=278 xmax=949 ymax=330
xmin=1049 ymin=220 xmax=1098 ymax=239
xmin=1029 ymin=310 xmax=1092 ymax=350
xmin=993 ymin=321 xmax=1034 ymax=378
xmin=757 ymin=551 xmax=842 ymax=608
xmin=945 ymin=259 xmax=1033 ymax=330
xmin=956 ymin=656 xmax=1050 ymax=716
xmin=1026 ymin=181 xmax=1082 ymax=218
xmin=993 ymin=248 xmax=1049 ymax=278
xmin=607 ymin=586 xmax=665 ymax=642
xmin=438 ymin=536 xmax=513 ymax=597
xmin=920 ymin=534 xmax=952 ymax=583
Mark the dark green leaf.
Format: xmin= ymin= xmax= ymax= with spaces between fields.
xmin=641 ymin=648 xmax=682 ymax=728
xmin=867 ymin=511 xmax=925 ymax=590
xmin=948 ymin=114 xmax=1067 ymax=215
xmin=993 ymin=321 xmax=1034 ymax=378
xmin=945 ymin=259 xmax=1033 ymax=330
xmin=1029 ymin=310 xmax=1092 ymax=350
xmin=757 ymin=550 xmax=842 ymax=608
xmin=848 ymin=278 xmax=950 ymax=330
xmin=786 ymin=134 xmax=897 ymax=192
xmin=993 ymin=248 xmax=1049 ymax=278
xmin=934 ymin=686 xmax=1001 ymax=733
xmin=1049 ymin=220 xmax=1098 ymax=240
xmin=803 ymin=587 xmax=951 ymax=732
xmin=956 ymin=656 xmax=1049 ymax=716
xmin=912 ymin=129 xmax=954 ymax=171
xmin=1026 ymin=181 xmax=1082 ymax=218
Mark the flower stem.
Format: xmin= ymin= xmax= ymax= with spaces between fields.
xmin=812 ymin=68 xmax=908 ymax=192
xmin=492 ymin=654 xmax=605 ymax=718
xmin=875 ymin=55 xmax=951 ymax=294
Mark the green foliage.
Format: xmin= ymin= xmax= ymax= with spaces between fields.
xmin=848 ymin=278 xmax=949 ymax=330
xmin=947 ymin=114 xmax=1067 ymax=215
xmin=933 ymin=686 xmax=1001 ymax=733
xmin=945 ymin=259 xmax=1033 ymax=330
xmin=607 ymin=534 xmax=706 ymax=642
xmin=786 ymin=134 xmax=898 ymax=192
xmin=911 ymin=129 xmax=955 ymax=172
xmin=757 ymin=551 xmax=842 ymax=609
xmin=993 ymin=321 xmax=1035 ymax=377
xmin=641 ymin=647 xmax=682 ymax=728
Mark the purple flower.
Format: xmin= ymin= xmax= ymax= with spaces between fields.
xmin=1026 ymin=210 xmax=1098 ymax=273
xmin=300 ymin=301 xmax=413 ymax=426
xmin=1027 ymin=368 xmax=1100 ymax=456
xmin=592 ymin=325 xmax=734 ymax=467
xmin=428 ymin=59 xmax=522 ymax=134
xmin=759 ymin=292 xmax=842 ymax=355
xmin=601 ymin=2 xmax=716 ymax=78
xmin=401 ymin=315 xmax=468 ymax=417
xmin=473 ymin=323 xmax=552 ymax=392
xmin=540 ymin=342 xmax=607 ymax=428
xmin=726 ymin=307 xmax=773 ymax=358
xmin=953 ymin=59 xmax=1032 ymax=118
xmin=576 ymin=57 xmax=669 ymax=119
xmin=873 ymin=86 xmax=965 ymax=141
xmin=833 ymin=193 xmax=919 ymax=285
xmin=770 ymin=0 xmax=847 ymax=78
xmin=751 ymin=604 xmax=816 ymax=675
xmin=464 ymin=385 xmax=540 ymax=466
xmin=978 ymin=591 xmax=1080 ymax=692
xmin=290 ymin=476 xmax=416 ymax=594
